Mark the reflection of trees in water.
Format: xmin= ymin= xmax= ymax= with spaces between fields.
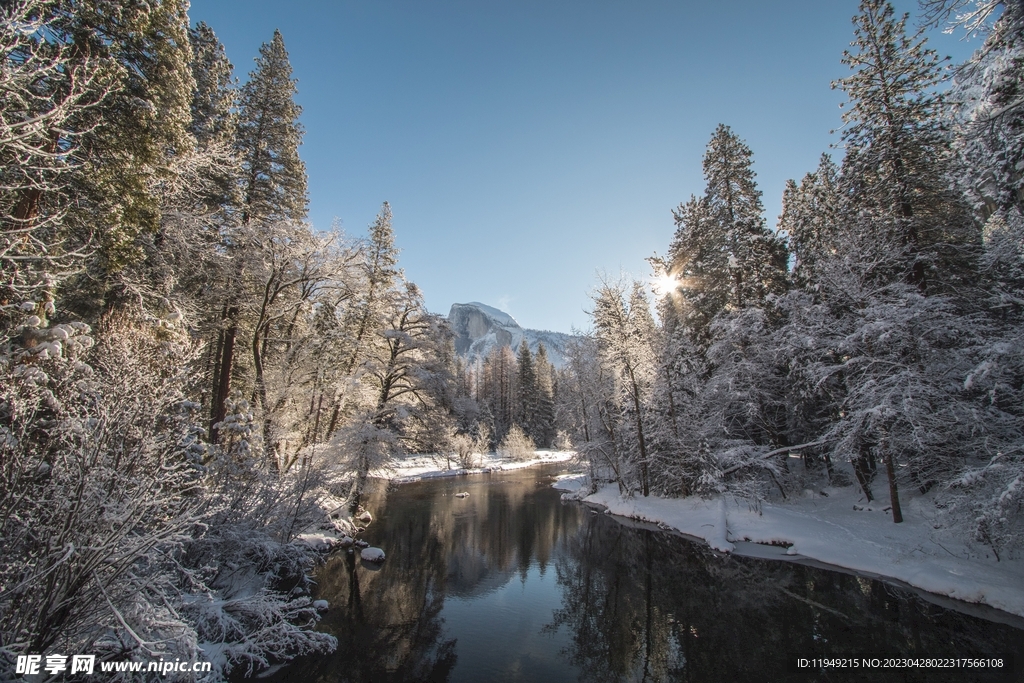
xmin=263 ymin=470 xmax=585 ymax=682
xmin=549 ymin=515 xmax=1024 ymax=683
xmin=260 ymin=471 xmax=1020 ymax=683
xmin=442 ymin=478 xmax=581 ymax=595
xmin=273 ymin=507 xmax=458 ymax=683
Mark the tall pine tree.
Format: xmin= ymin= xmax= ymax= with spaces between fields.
xmin=235 ymin=29 xmax=307 ymax=225
xmin=834 ymin=0 xmax=976 ymax=290
xmin=702 ymin=124 xmax=789 ymax=309
xmin=210 ymin=30 xmax=307 ymax=441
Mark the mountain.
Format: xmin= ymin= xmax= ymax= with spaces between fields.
xmin=447 ymin=302 xmax=574 ymax=368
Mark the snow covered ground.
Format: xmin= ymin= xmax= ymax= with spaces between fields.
xmin=555 ymin=476 xmax=1024 ymax=620
xmin=375 ymin=449 xmax=575 ymax=483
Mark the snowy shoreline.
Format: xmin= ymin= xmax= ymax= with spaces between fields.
xmin=554 ymin=475 xmax=1024 ymax=623
xmin=374 ymin=449 xmax=575 ymax=483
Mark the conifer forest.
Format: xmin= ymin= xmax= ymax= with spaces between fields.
xmin=1 ymin=0 xmax=1023 ymax=679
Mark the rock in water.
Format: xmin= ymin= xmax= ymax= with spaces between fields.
xmin=454 ymin=491 xmax=470 ymax=498
xmin=360 ymin=547 xmax=385 ymax=563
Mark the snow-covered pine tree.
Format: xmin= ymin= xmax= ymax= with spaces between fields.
xmin=702 ymin=124 xmax=789 ymax=310
xmin=779 ymin=154 xmax=842 ymax=289
xmin=947 ymin=0 xmax=1024 ymax=226
xmin=188 ymin=21 xmax=239 ymax=213
xmin=665 ymin=195 xmax=728 ymax=347
xmin=236 ymin=29 xmax=307 ymax=226
xmin=211 ymin=30 xmax=308 ymax=441
xmin=833 ymin=0 xmax=977 ymax=291
xmin=2 ymin=0 xmax=196 ymax=316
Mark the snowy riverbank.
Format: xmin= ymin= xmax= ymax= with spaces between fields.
xmin=554 ymin=476 xmax=1024 ymax=620
xmin=377 ymin=449 xmax=575 ymax=483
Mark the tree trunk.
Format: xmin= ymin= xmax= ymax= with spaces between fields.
xmin=626 ymin=365 xmax=650 ymax=497
xmin=210 ymin=307 xmax=238 ymax=443
xmin=882 ymin=441 xmax=903 ymax=523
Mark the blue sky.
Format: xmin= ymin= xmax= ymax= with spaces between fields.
xmin=187 ymin=1 xmax=979 ymax=333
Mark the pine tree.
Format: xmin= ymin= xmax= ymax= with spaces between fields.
xmin=665 ymin=195 xmax=728 ymax=346
xmin=702 ymin=124 xmax=789 ymax=308
xmin=187 ymin=21 xmax=238 ymax=212
xmin=779 ymin=154 xmax=841 ymax=288
xmin=949 ymin=2 xmax=1024 ymax=221
xmin=834 ymin=0 xmax=977 ymax=289
xmin=534 ymin=343 xmax=557 ymax=447
xmin=235 ymin=29 xmax=307 ymax=225
xmin=2 ymin=0 xmax=196 ymax=312
xmin=515 ymin=340 xmax=537 ymax=436
xmin=481 ymin=345 xmax=517 ymax=443
xmin=210 ymin=30 xmax=308 ymax=441
xmin=664 ymin=126 xmax=787 ymax=349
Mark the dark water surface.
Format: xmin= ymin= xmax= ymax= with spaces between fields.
xmin=265 ymin=465 xmax=1024 ymax=682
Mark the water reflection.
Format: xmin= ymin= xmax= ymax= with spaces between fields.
xmin=550 ymin=517 xmax=1023 ymax=682
xmin=265 ymin=467 xmax=1023 ymax=683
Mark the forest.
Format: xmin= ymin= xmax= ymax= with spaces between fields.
xmin=1 ymin=0 xmax=1022 ymax=679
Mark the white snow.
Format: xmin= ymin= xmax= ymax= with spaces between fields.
xmin=376 ymin=449 xmax=575 ymax=483
xmin=466 ymin=301 xmax=520 ymax=327
xmin=360 ymin=547 xmax=385 ymax=563
xmin=312 ymin=599 xmax=328 ymax=611
xmin=578 ymin=482 xmax=1024 ymax=618
xmin=295 ymin=533 xmax=338 ymax=552
xmin=551 ymin=473 xmax=587 ymax=494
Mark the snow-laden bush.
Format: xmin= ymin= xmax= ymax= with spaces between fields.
xmin=497 ymin=424 xmax=536 ymax=462
xmin=450 ymin=433 xmax=479 ymax=469
xmin=0 ymin=318 xmax=337 ymax=681
xmin=0 ymin=320 xmax=205 ymax=673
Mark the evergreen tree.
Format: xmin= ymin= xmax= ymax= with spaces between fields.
xmin=235 ymin=29 xmax=307 ymax=225
xmin=665 ymin=195 xmax=727 ymax=346
xmin=187 ymin=21 xmax=238 ymax=212
xmin=834 ymin=0 xmax=977 ymax=289
xmin=702 ymin=124 xmax=789 ymax=308
xmin=0 ymin=0 xmax=110 ymax=316
xmin=210 ymin=30 xmax=308 ymax=441
xmin=480 ymin=345 xmax=517 ymax=444
xmin=534 ymin=343 xmax=557 ymax=447
xmin=515 ymin=340 xmax=537 ymax=436
xmin=664 ymin=126 xmax=787 ymax=348
xmin=779 ymin=154 xmax=841 ymax=288
xmin=949 ymin=2 xmax=1024 ymax=222
xmin=2 ymin=0 xmax=196 ymax=312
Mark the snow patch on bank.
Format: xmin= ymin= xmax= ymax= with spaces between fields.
xmin=378 ymin=449 xmax=574 ymax=483
xmin=552 ymin=473 xmax=588 ymax=494
xmin=580 ymin=482 xmax=1024 ymax=618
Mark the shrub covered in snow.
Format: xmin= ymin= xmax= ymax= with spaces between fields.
xmin=497 ymin=425 xmax=536 ymax=462
xmin=0 ymin=320 xmax=337 ymax=681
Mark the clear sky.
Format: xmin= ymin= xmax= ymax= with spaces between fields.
xmin=186 ymin=0 xmax=979 ymax=333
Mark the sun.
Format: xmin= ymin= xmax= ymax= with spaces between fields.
xmin=651 ymin=271 xmax=680 ymax=297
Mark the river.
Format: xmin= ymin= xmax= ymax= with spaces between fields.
xmin=264 ymin=464 xmax=1023 ymax=682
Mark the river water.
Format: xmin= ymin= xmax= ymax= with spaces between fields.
xmin=267 ymin=465 xmax=1023 ymax=682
